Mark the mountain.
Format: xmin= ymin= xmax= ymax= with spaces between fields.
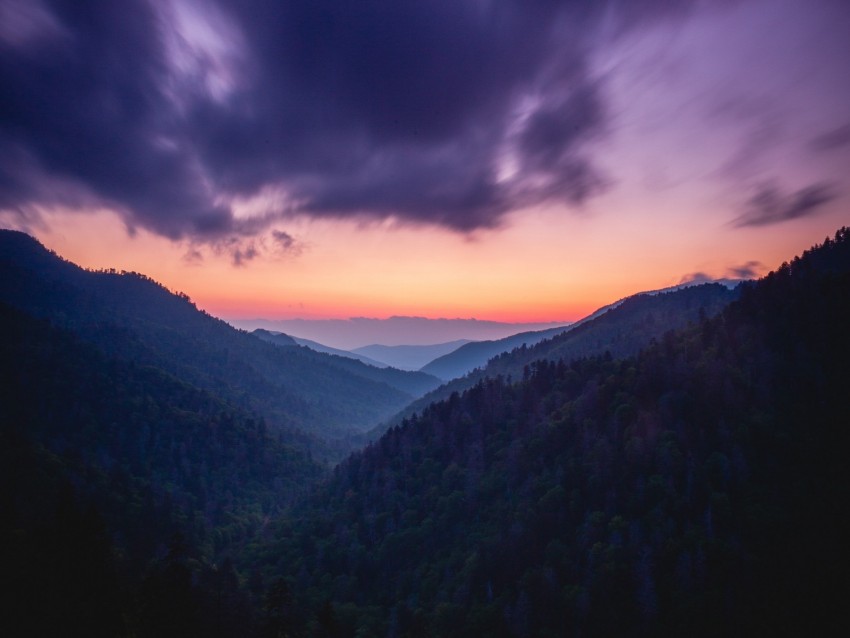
xmin=420 ymin=325 xmax=570 ymax=380
xmin=252 ymin=329 xmax=442 ymax=398
xmin=252 ymin=329 xmax=389 ymax=367
xmin=257 ymin=228 xmax=850 ymax=636
xmin=0 ymin=301 xmax=324 ymax=636
xmin=488 ymin=282 xmax=739 ymax=372
xmin=229 ymin=316 xmax=569 ymax=350
xmin=0 ymin=231 xmax=428 ymax=447
xmin=293 ymin=336 xmax=389 ymax=367
xmin=252 ymin=328 xmax=298 ymax=346
xmin=4 ymin=227 xmax=847 ymax=636
xmin=351 ymin=340 xmax=473 ymax=371
xmin=380 ymin=282 xmax=740 ymax=438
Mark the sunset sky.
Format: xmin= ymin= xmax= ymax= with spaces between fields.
xmin=1 ymin=0 xmax=848 ymax=325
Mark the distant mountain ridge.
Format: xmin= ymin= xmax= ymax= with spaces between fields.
xmin=252 ymin=328 xmax=442 ymax=397
xmin=265 ymin=229 xmax=850 ymax=636
xmin=0 ymin=230 xmax=437 ymax=451
xmin=292 ymin=336 xmax=389 ymax=368
xmin=252 ymin=328 xmax=298 ymax=346
xmin=229 ymin=316 xmax=570 ymax=350
xmin=420 ymin=325 xmax=570 ymax=380
xmin=351 ymin=340 xmax=473 ymax=371
xmin=375 ymin=281 xmax=740 ymax=438
xmin=419 ymin=279 xmax=742 ymax=382
xmin=252 ymin=328 xmax=382 ymax=366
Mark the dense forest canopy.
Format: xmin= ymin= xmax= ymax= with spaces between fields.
xmin=0 ymin=300 xmax=322 ymax=635
xmin=1 ymin=228 xmax=848 ymax=636
xmin=0 ymin=230 xmax=441 ymax=455
xmin=381 ymin=282 xmax=739 ymax=441
xmin=255 ymin=228 xmax=850 ymax=636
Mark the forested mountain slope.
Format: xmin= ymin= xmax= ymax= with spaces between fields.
xmin=0 ymin=302 xmax=324 ymax=636
xmin=253 ymin=329 xmax=442 ymax=397
xmin=255 ymin=330 xmax=389 ymax=368
xmin=0 ymin=230 xmax=431 ymax=443
xmin=259 ymin=229 xmax=850 ymax=636
xmin=351 ymin=340 xmax=473 ymax=371
xmin=379 ymin=282 xmax=739 ymax=439
xmin=420 ymin=325 xmax=570 ymax=381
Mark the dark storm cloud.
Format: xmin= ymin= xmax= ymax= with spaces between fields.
xmin=0 ymin=0 xmax=237 ymax=238
xmin=0 ymin=0 xmax=707 ymax=241
xmin=734 ymin=181 xmax=838 ymax=228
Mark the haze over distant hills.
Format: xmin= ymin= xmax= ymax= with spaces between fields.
xmin=4 ymin=225 xmax=848 ymax=636
xmin=277 ymin=229 xmax=850 ymax=636
xmin=228 ymin=316 xmax=571 ymax=350
xmin=350 ymin=340 xmax=473 ymax=371
xmin=420 ymin=326 xmax=570 ymax=380
xmin=0 ymin=231 xmax=440 ymax=452
xmin=254 ymin=330 xmax=476 ymax=374
xmin=244 ymin=278 xmax=746 ymax=377
xmin=374 ymin=281 xmax=741 ymax=439
xmin=252 ymin=329 xmax=388 ymax=368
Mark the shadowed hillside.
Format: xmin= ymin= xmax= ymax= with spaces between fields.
xmin=253 ymin=328 xmax=442 ymax=397
xmin=0 ymin=302 xmax=324 ymax=636
xmin=420 ymin=324 xmax=570 ymax=380
xmin=0 ymin=230 xmax=437 ymax=448
xmin=256 ymin=229 xmax=849 ymax=636
xmin=376 ymin=282 xmax=739 ymax=440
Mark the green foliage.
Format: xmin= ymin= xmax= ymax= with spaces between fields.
xmin=0 ymin=230 xmax=431 ymax=453
xmin=261 ymin=228 xmax=850 ymax=636
xmin=2 ymin=227 xmax=849 ymax=636
xmin=0 ymin=303 xmax=322 ymax=635
xmin=383 ymin=282 xmax=739 ymax=439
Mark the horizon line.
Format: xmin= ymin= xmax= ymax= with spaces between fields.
xmin=219 ymin=315 xmax=576 ymax=324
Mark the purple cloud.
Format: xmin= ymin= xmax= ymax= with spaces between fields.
xmin=726 ymin=260 xmax=764 ymax=279
xmin=1 ymin=1 xmax=846 ymax=247
xmin=0 ymin=0 xmax=721 ymax=242
xmin=678 ymin=271 xmax=713 ymax=285
xmin=734 ymin=181 xmax=838 ymax=228
xmin=809 ymin=124 xmax=850 ymax=152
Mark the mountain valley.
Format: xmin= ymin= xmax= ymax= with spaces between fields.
xmin=2 ymin=229 xmax=848 ymax=636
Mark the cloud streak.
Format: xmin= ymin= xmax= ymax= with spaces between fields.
xmin=0 ymin=0 xmax=719 ymax=244
xmin=726 ymin=260 xmax=764 ymax=279
xmin=734 ymin=181 xmax=838 ymax=228
xmin=678 ymin=271 xmax=713 ymax=285
xmin=809 ymin=124 xmax=850 ymax=153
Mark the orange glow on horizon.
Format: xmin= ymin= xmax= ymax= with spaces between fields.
xmin=6 ymin=203 xmax=847 ymax=326
xmin=200 ymin=294 xmax=594 ymax=325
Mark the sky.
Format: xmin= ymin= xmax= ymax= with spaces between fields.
xmin=1 ymin=0 xmax=848 ymax=329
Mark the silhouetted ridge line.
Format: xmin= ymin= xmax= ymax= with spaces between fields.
xmin=260 ymin=227 xmax=849 ymax=636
